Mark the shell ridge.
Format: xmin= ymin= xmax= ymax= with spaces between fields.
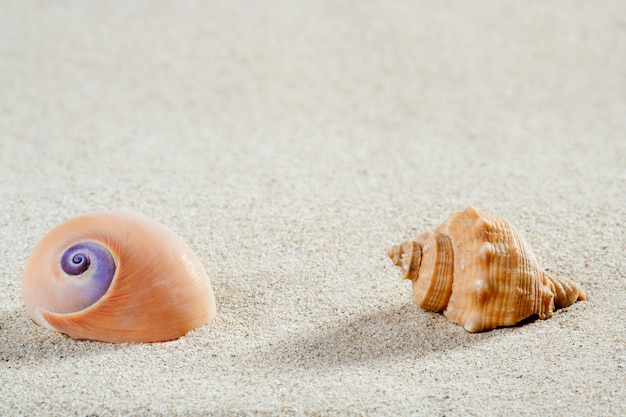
xmin=481 ymin=215 xmax=496 ymax=329
xmin=496 ymin=213 xmax=525 ymax=326
xmin=428 ymin=233 xmax=454 ymax=311
xmin=413 ymin=231 xmax=454 ymax=312
xmin=434 ymin=233 xmax=454 ymax=311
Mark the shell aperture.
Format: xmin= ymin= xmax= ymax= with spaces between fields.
xmin=22 ymin=212 xmax=216 ymax=343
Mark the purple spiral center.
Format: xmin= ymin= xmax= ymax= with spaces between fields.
xmin=62 ymin=249 xmax=91 ymax=275
xmin=59 ymin=242 xmax=116 ymax=309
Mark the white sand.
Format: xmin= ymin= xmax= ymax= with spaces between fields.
xmin=1 ymin=1 xmax=625 ymax=415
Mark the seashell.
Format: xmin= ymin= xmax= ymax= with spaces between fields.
xmin=387 ymin=207 xmax=585 ymax=332
xmin=21 ymin=212 xmax=217 ymax=343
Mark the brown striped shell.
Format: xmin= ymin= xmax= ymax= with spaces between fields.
xmin=387 ymin=207 xmax=585 ymax=332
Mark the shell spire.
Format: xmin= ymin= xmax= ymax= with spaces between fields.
xmin=388 ymin=207 xmax=585 ymax=332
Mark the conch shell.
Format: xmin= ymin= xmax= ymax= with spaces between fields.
xmin=387 ymin=207 xmax=585 ymax=332
xmin=21 ymin=212 xmax=217 ymax=343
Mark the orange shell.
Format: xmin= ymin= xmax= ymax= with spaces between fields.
xmin=388 ymin=207 xmax=585 ymax=332
xmin=22 ymin=212 xmax=217 ymax=343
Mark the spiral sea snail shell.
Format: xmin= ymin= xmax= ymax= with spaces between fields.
xmin=22 ymin=212 xmax=216 ymax=343
xmin=387 ymin=207 xmax=586 ymax=332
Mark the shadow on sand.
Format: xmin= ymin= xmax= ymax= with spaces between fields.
xmin=247 ymin=303 xmax=502 ymax=371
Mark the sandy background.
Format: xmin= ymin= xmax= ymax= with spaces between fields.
xmin=1 ymin=1 xmax=625 ymax=415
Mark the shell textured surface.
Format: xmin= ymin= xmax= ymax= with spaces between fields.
xmin=387 ymin=207 xmax=585 ymax=332
xmin=21 ymin=212 xmax=217 ymax=343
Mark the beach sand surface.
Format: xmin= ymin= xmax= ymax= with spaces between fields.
xmin=1 ymin=1 xmax=625 ymax=415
